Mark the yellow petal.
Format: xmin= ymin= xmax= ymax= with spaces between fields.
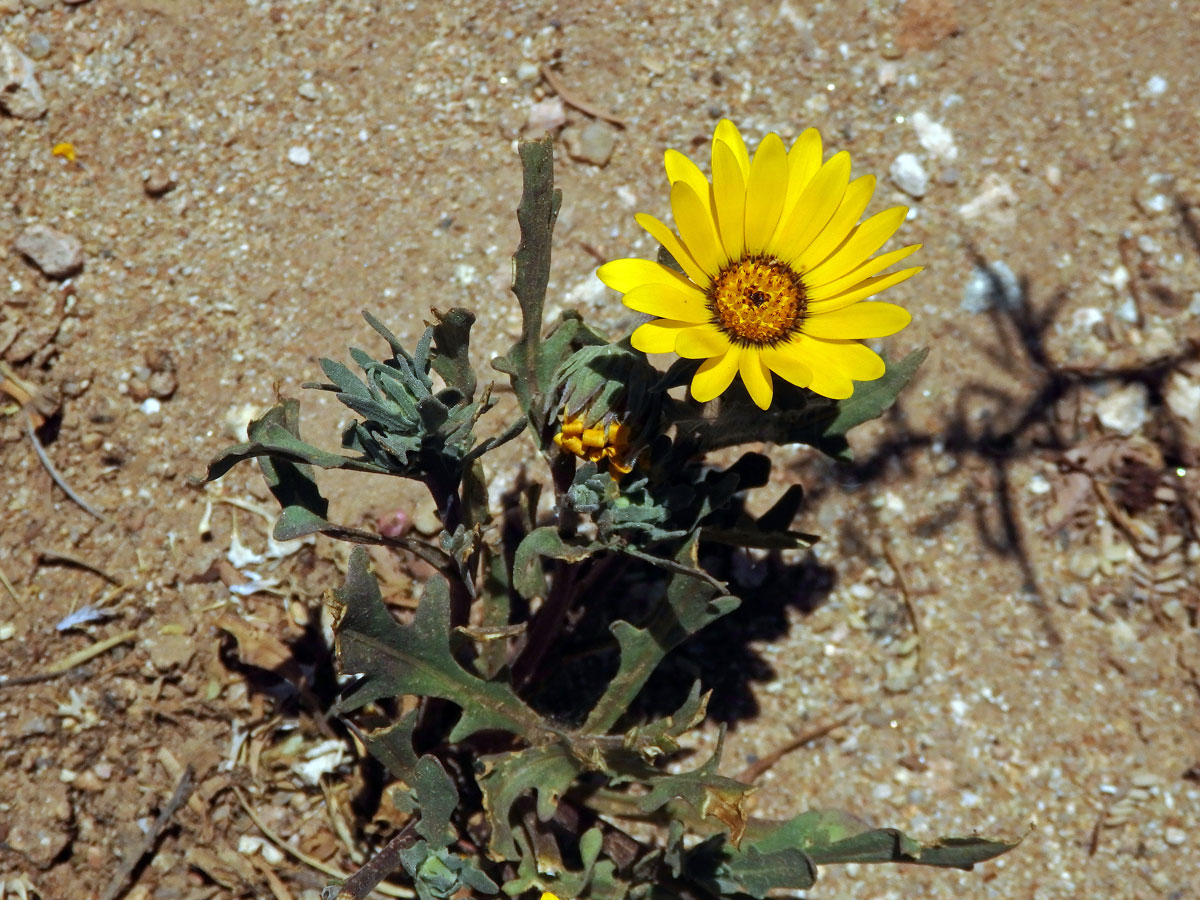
xmin=744 ymin=133 xmax=789 ymax=253
xmin=675 ymin=323 xmax=729 ymax=359
xmin=631 ymin=318 xmax=694 ymax=353
xmin=671 ymin=180 xmax=726 ymax=275
xmin=807 ymin=243 xmax=921 ymax=297
xmin=771 ymin=151 xmax=851 ymax=262
xmin=712 ymin=138 xmax=747 ymax=261
xmin=824 ymin=339 xmax=886 ymax=381
xmin=760 ymin=345 xmax=813 ymax=388
xmin=793 ymin=175 xmax=876 ymax=272
xmin=804 ymin=206 xmax=909 ymax=285
xmin=794 ymin=333 xmax=887 ymax=382
xmin=807 ymin=265 xmax=923 ymax=314
xmin=778 ymin=335 xmax=857 ymax=399
xmin=782 ymin=128 xmax=823 ymax=224
xmin=665 ymin=148 xmax=713 ymax=218
xmin=622 ymin=282 xmax=710 ymax=323
xmin=739 ymin=350 xmax=774 ymax=409
xmin=802 ymin=301 xmax=912 ymax=339
xmin=713 ymin=119 xmax=750 ymax=182
xmin=598 ymin=258 xmax=701 ymax=294
xmin=691 ymin=345 xmax=742 ymax=402
xmin=635 ymin=213 xmax=711 ymax=288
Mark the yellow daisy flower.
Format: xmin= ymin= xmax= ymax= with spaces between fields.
xmin=598 ymin=120 xmax=922 ymax=409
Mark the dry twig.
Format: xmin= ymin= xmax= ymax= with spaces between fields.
xmin=540 ymin=64 xmax=627 ymax=126
xmin=233 ymin=788 xmax=414 ymax=899
xmin=738 ymin=711 xmax=857 ymax=784
xmin=26 ymin=412 xmax=110 ymax=523
xmin=0 ymin=628 xmax=137 ymax=688
xmin=882 ymin=539 xmax=921 ymax=638
xmin=0 ymin=560 xmax=23 ymax=605
xmin=98 ymin=765 xmax=194 ymax=900
xmin=37 ymin=547 xmax=122 ymax=584
xmin=334 ymin=819 xmax=421 ymax=900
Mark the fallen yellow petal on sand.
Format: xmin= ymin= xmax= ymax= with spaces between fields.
xmin=52 ymin=141 xmax=77 ymax=162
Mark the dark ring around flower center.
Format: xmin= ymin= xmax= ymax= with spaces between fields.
xmin=707 ymin=254 xmax=808 ymax=347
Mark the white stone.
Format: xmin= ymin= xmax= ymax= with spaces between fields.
xmin=139 ymin=398 xmax=161 ymax=415
xmin=286 ymin=145 xmax=311 ymax=166
xmin=957 ymin=174 xmax=1018 ymax=226
xmin=910 ymin=111 xmax=958 ymax=160
xmin=889 ymin=152 xmax=928 ymax=198
xmin=13 ymin=224 xmax=83 ymax=278
xmin=1145 ymin=75 xmax=1167 ymax=97
xmin=524 ymin=97 xmax=566 ymax=134
xmin=1028 ymin=473 xmax=1052 ymax=495
xmin=565 ymin=121 xmax=617 ymax=166
xmin=0 ymin=40 xmax=47 ymax=119
xmin=1095 ymin=383 xmax=1150 ymax=435
xmin=1164 ymin=371 xmax=1200 ymax=424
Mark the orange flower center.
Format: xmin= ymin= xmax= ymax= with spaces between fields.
xmin=707 ymin=255 xmax=807 ymax=346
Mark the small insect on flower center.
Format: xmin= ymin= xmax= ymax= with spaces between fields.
xmin=708 ymin=255 xmax=808 ymax=346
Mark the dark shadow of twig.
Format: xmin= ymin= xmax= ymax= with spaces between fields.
xmin=797 ymin=249 xmax=1200 ymax=650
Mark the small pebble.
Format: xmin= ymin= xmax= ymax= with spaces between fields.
xmin=0 ymin=39 xmax=48 ymax=119
xmin=957 ymin=173 xmax=1018 ymax=224
xmin=1164 ymin=370 xmax=1200 ymax=424
xmin=287 ymin=145 xmax=312 ymax=166
xmin=889 ymin=152 xmax=928 ymax=198
xmin=1164 ymin=827 xmax=1186 ymax=846
xmin=139 ymin=397 xmax=161 ymax=415
xmin=1095 ymin=383 xmax=1149 ymax=435
xmin=564 ymin=120 xmax=617 ymax=166
xmin=516 ymin=61 xmax=540 ymax=82
xmin=147 ymin=369 xmax=177 ymax=399
xmin=525 ymin=96 xmax=567 ymax=134
xmin=297 ymin=80 xmax=319 ymax=100
xmin=13 ymin=224 xmax=84 ymax=278
xmin=910 ymin=111 xmax=958 ymax=160
xmin=1144 ymin=75 xmax=1167 ymax=97
xmin=26 ymin=33 xmax=50 ymax=60
xmin=143 ymin=168 xmax=176 ymax=196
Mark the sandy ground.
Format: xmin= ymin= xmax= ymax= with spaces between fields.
xmin=2 ymin=1 xmax=1199 ymax=898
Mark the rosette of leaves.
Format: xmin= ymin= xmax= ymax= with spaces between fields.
xmin=199 ymin=306 xmax=520 ymax=548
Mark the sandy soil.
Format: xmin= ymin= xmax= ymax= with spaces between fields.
xmin=2 ymin=1 xmax=1199 ymax=898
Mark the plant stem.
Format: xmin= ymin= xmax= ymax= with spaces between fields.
xmin=333 ymin=818 xmax=420 ymax=900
